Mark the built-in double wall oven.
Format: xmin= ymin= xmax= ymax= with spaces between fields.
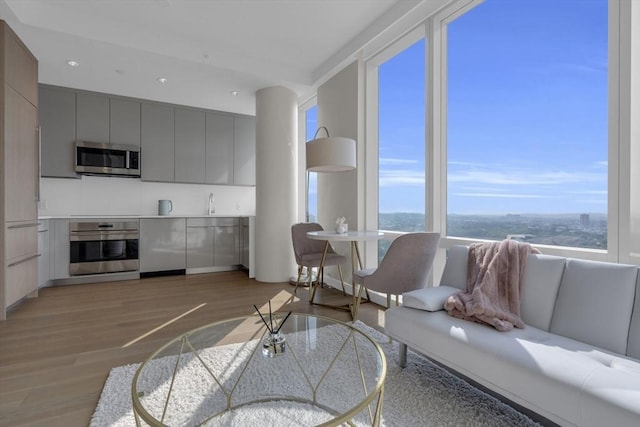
xmin=69 ymin=220 xmax=139 ymax=276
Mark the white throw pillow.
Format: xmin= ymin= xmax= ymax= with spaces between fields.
xmin=402 ymin=286 xmax=461 ymax=312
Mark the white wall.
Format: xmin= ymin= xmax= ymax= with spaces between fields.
xmin=39 ymin=176 xmax=255 ymax=217
xmin=317 ymin=61 xmax=361 ymax=281
xmin=317 ymin=61 xmax=359 ymax=231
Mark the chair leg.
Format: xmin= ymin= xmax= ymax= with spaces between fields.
xmin=309 ymin=267 xmax=319 ymax=303
xmin=353 ymin=283 xmax=366 ymax=321
xmin=337 ymin=264 xmax=346 ymax=296
xmin=294 ymin=266 xmax=303 ymax=295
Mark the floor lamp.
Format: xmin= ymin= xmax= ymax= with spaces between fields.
xmin=291 ymin=126 xmax=356 ymax=285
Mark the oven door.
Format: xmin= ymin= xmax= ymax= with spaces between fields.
xmin=69 ymin=231 xmax=139 ymax=276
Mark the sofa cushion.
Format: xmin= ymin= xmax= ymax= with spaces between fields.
xmin=519 ymin=254 xmax=566 ymax=331
xmin=385 ymin=306 xmax=613 ymax=426
xmin=550 ymin=259 xmax=638 ymax=355
xmin=402 ymin=286 xmax=460 ymax=311
xmin=438 ymin=245 xmax=468 ymax=290
xmin=579 ymin=360 xmax=640 ymax=427
xmin=627 ymin=269 xmax=640 ymax=360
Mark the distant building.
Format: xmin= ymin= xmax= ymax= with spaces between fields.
xmin=507 ymin=234 xmax=533 ymax=241
xmin=580 ymin=214 xmax=590 ymax=228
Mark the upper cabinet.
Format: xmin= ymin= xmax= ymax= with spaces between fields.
xmin=174 ymin=108 xmax=206 ymax=183
xmin=233 ymin=116 xmax=256 ymax=186
xmin=39 ymin=86 xmax=77 ymax=178
xmin=205 ymin=113 xmax=234 ymax=185
xmin=38 ymin=85 xmax=255 ymax=185
xmin=110 ymin=98 xmax=141 ymax=146
xmin=141 ymin=103 xmax=174 ymax=182
xmin=76 ymin=92 xmax=110 ymax=143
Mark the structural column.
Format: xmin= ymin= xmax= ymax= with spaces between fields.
xmin=255 ymin=86 xmax=298 ymax=282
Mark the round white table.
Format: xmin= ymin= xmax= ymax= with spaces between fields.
xmin=306 ymin=230 xmax=385 ymax=317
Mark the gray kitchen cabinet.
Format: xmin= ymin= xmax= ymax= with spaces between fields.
xmin=241 ymin=217 xmax=249 ymax=269
xmin=186 ymin=218 xmax=215 ymax=269
xmin=214 ymin=218 xmax=240 ymax=266
xmin=51 ymin=219 xmax=70 ymax=280
xmin=39 ymin=86 xmax=77 ymax=178
xmin=76 ymin=92 xmax=109 ymax=143
xmin=205 ymin=112 xmax=234 ymax=184
xmin=186 ymin=217 xmax=239 ymax=272
xmin=139 ymin=218 xmax=186 ymax=273
xmin=37 ymin=220 xmax=50 ymax=288
xmin=233 ymin=116 xmax=256 ymax=186
xmin=110 ymin=98 xmax=141 ymax=146
xmin=141 ymin=103 xmax=175 ymax=182
xmin=174 ymin=108 xmax=205 ymax=183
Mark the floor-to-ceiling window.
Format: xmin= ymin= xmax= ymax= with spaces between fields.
xmin=320 ymin=0 xmax=635 ymax=272
xmin=446 ymin=0 xmax=608 ymax=250
xmin=305 ymin=105 xmax=318 ymax=222
xmin=372 ymin=34 xmax=426 ymax=259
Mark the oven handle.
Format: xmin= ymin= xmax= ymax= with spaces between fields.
xmin=70 ymin=231 xmax=139 ymax=241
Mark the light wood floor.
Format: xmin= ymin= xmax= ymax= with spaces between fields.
xmin=0 ymin=271 xmax=386 ymax=426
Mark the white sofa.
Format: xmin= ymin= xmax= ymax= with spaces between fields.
xmin=385 ymin=245 xmax=640 ymax=427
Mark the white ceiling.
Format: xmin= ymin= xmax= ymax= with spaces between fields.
xmin=0 ymin=0 xmax=420 ymax=115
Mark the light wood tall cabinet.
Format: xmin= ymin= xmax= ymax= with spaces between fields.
xmin=1 ymin=20 xmax=39 ymax=320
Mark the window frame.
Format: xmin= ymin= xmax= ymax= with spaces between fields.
xmin=429 ymin=0 xmax=629 ymax=269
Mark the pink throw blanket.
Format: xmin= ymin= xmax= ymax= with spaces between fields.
xmin=444 ymin=240 xmax=540 ymax=331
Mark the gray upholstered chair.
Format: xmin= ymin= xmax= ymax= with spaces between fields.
xmin=352 ymin=232 xmax=440 ymax=320
xmin=291 ymin=222 xmax=347 ymax=297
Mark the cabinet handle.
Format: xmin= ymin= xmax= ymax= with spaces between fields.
xmin=8 ymin=222 xmax=40 ymax=229
xmin=8 ymin=253 xmax=41 ymax=267
xmin=36 ymin=125 xmax=41 ymax=202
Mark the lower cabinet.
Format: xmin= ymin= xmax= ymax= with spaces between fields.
xmin=51 ymin=219 xmax=70 ymax=280
xmin=37 ymin=220 xmax=50 ymax=288
xmin=4 ymin=221 xmax=39 ymax=309
xmin=186 ymin=217 xmax=240 ymax=272
xmin=140 ymin=218 xmax=186 ymax=274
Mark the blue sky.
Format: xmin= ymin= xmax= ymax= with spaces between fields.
xmin=378 ymin=0 xmax=608 ymax=215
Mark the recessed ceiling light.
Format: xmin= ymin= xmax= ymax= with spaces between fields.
xmin=230 ymin=91 xmax=238 ymax=96
xmin=157 ymin=77 xmax=168 ymax=84
xmin=66 ymin=60 xmax=80 ymax=67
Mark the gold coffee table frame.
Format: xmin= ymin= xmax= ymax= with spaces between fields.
xmin=131 ymin=314 xmax=386 ymax=426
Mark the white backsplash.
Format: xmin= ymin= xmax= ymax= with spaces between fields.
xmin=39 ymin=176 xmax=256 ymax=217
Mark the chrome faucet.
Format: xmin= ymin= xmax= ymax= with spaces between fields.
xmin=208 ymin=193 xmax=215 ymax=215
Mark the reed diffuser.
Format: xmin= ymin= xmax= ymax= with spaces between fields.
xmin=254 ymin=301 xmax=292 ymax=358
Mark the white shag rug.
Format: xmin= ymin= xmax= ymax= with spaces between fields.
xmin=90 ymin=321 xmax=540 ymax=426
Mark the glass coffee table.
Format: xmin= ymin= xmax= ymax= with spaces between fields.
xmin=131 ymin=314 xmax=386 ymax=426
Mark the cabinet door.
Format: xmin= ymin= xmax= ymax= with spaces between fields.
xmin=51 ymin=219 xmax=70 ymax=280
xmin=110 ymin=98 xmax=141 ymax=146
xmin=205 ymin=112 xmax=233 ymax=184
xmin=5 ymin=257 xmax=38 ymax=307
xmin=4 ymin=23 xmax=38 ymax=106
xmin=37 ymin=221 xmax=50 ymax=288
xmin=233 ymin=116 xmax=256 ymax=186
xmin=4 ymin=221 xmax=38 ymax=308
xmin=175 ymin=108 xmax=206 ymax=183
xmin=139 ymin=218 xmax=186 ymax=273
xmin=5 ymin=88 xmax=38 ymax=222
xmin=141 ymin=103 xmax=175 ymax=182
xmin=76 ymin=92 xmax=110 ymax=142
xmin=186 ymin=222 xmax=215 ymax=269
xmin=214 ymin=223 xmax=240 ymax=266
xmin=39 ymin=86 xmax=77 ymax=178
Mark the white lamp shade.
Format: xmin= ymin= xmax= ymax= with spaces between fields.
xmin=306 ymin=136 xmax=356 ymax=172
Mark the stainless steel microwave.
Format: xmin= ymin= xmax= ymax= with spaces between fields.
xmin=75 ymin=141 xmax=141 ymax=177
